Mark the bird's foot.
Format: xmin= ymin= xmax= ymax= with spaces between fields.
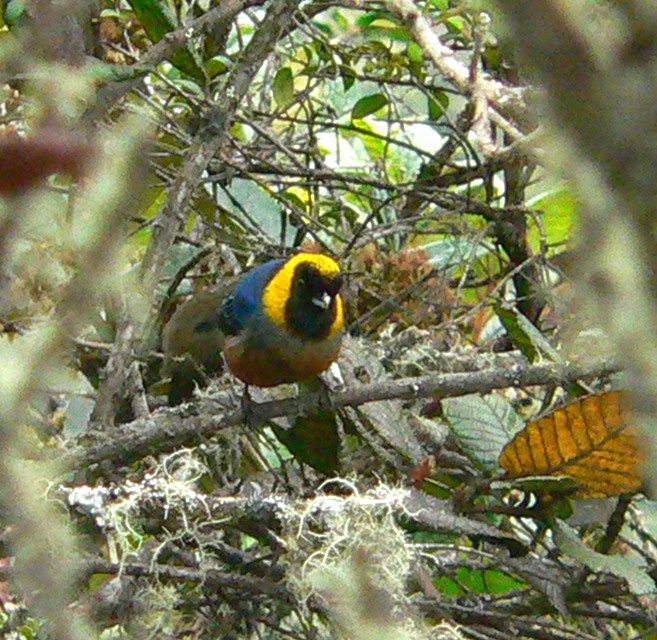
xmin=296 ymin=377 xmax=334 ymax=416
xmin=240 ymin=384 xmax=258 ymax=428
xmin=316 ymin=380 xmax=335 ymax=413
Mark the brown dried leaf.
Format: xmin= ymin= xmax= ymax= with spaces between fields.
xmin=499 ymin=391 xmax=645 ymax=498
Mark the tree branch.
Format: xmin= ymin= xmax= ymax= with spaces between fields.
xmin=59 ymin=357 xmax=618 ymax=471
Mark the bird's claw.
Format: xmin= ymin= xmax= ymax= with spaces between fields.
xmin=240 ymin=384 xmax=258 ymax=428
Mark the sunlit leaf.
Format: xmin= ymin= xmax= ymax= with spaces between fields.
xmin=435 ymin=567 xmax=525 ymax=598
xmin=334 ymin=9 xmax=349 ymax=30
xmin=500 ymin=392 xmax=645 ymax=498
xmin=527 ymin=186 xmax=579 ymax=253
xmin=273 ymin=67 xmax=295 ymax=109
xmin=407 ymin=41 xmax=424 ymax=63
xmin=357 ymin=11 xmax=388 ymax=28
xmin=348 ymin=119 xmax=386 ymax=160
xmin=446 ymin=16 xmax=465 ymax=31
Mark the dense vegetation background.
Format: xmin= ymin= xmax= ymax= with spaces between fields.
xmin=0 ymin=0 xmax=656 ymax=638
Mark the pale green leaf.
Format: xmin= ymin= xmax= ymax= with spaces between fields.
xmin=443 ymin=393 xmax=525 ymax=472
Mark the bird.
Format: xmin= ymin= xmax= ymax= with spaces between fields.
xmin=162 ymin=252 xmax=345 ymax=401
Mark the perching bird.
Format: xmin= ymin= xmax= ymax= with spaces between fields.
xmin=162 ymin=252 xmax=345 ymax=402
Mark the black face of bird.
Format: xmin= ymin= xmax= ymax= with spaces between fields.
xmin=286 ymin=263 xmax=343 ymax=340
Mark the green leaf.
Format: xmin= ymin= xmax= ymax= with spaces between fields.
xmin=357 ymin=11 xmax=388 ymax=28
xmin=428 ymin=90 xmax=449 ymax=120
xmin=207 ymin=55 xmax=231 ymax=78
xmin=407 ymin=41 xmax=424 ymax=63
xmin=334 ymin=9 xmax=349 ymax=30
xmin=339 ymin=64 xmax=356 ymax=91
xmin=314 ymin=39 xmax=332 ymax=61
xmin=344 ymin=119 xmax=386 ymax=160
xmin=3 ymin=0 xmax=25 ymax=28
xmin=446 ymin=16 xmax=465 ymax=32
xmin=126 ymin=0 xmax=205 ymax=82
xmin=527 ymin=186 xmax=579 ymax=253
xmin=435 ymin=568 xmax=525 ymax=597
xmin=273 ymin=67 xmax=295 ymax=109
xmin=216 ymin=178 xmax=292 ymax=244
xmin=495 ymin=302 xmax=560 ymax=362
xmin=351 ymin=93 xmax=388 ymax=120
xmin=443 ymin=393 xmax=525 ymax=472
xmin=312 ymin=21 xmax=333 ymax=37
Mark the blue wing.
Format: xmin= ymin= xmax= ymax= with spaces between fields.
xmin=217 ymin=258 xmax=285 ymax=335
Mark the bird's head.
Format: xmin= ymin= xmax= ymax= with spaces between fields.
xmin=263 ymin=252 xmax=345 ymax=340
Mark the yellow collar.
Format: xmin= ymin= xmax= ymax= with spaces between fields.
xmin=262 ymin=253 xmax=344 ymax=337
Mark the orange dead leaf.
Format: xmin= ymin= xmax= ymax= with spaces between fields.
xmin=499 ymin=391 xmax=645 ymax=498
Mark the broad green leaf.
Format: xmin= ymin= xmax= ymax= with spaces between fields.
xmin=127 ymin=0 xmax=205 ymax=81
xmin=351 ymin=93 xmax=388 ymax=120
xmin=273 ymin=67 xmax=295 ymax=109
xmin=443 ymin=393 xmax=525 ymax=472
xmin=312 ymin=21 xmax=333 ymax=37
xmin=100 ymin=9 xmax=123 ymax=19
xmin=314 ymin=39 xmax=332 ymax=62
xmin=527 ymin=187 xmax=579 ymax=253
xmin=435 ymin=575 xmax=464 ymax=597
xmin=334 ymin=9 xmax=349 ymax=30
xmin=216 ymin=178 xmax=294 ymax=244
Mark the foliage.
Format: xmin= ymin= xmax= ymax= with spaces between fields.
xmin=0 ymin=1 xmax=655 ymax=640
